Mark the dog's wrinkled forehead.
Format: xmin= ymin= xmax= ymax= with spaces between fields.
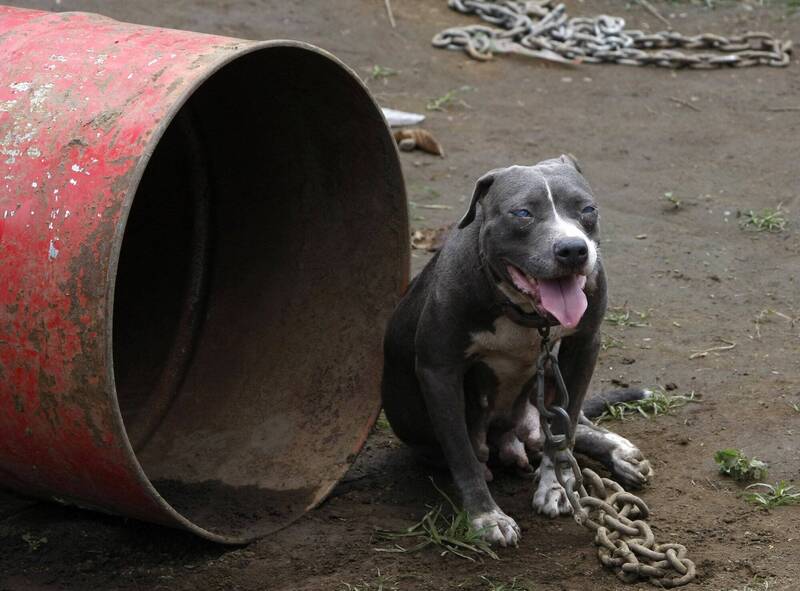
xmin=458 ymin=155 xmax=595 ymax=229
xmin=490 ymin=160 xmax=592 ymax=208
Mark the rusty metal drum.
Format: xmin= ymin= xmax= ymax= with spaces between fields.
xmin=0 ymin=6 xmax=408 ymax=543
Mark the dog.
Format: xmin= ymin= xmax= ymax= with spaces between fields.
xmin=381 ymin=156 xmax=652 ymax=547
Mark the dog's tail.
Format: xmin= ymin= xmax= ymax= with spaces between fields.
xmin=582 ymin=388 xmax=652 ymax=420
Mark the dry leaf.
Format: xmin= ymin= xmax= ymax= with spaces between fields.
xmin=411 ymin=224 xmax=454 ymax=252
xmin=393 ymin=128 xmax=445 ymax=157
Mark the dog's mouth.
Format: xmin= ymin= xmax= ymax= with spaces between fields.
xmin=506 ymin=264 xmax=588 ymax=329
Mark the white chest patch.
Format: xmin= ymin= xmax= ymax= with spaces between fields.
xmin=466 ymin=317 xmax=573 ymax=421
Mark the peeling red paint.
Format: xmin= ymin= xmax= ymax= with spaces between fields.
xmin=0 ymin=5 xmax=407 ymax=544
xmin=0 ymin=6 xmax=277 ymax=537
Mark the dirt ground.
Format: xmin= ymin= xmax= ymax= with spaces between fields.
xmin=2 ymin=0 xmax=800 ymax=589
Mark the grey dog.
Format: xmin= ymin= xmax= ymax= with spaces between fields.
xmin=381 ymin=156 xmax=653 ymax=546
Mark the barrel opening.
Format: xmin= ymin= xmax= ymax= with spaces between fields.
xmin=112 ymin=46 xmax=406 ymax=540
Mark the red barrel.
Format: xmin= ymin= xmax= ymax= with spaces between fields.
xmin=0 ymin=6 xmax=408 ymax=543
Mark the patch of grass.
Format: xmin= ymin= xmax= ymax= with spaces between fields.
xmin=341 ymin=570 xmax=399 ymax=591
xmin=605 ymin=306 xmax=651 ymax=328
xmin=739 ymin=205 xmax=788 ymax=233
xmin=714 ymin=449 xmax=768 ymax=482
xmin=370 ymin=64 xmax=398 ymax=80
xmin=594 ymin=389 xmax=699 ymax=423
xmin=426 ymin=86 xmax=473 ymax=111
xmin=745 ymin=481 xmax=800 ymax=509
xmin=374 ymin=410 xmax=391 ymax=431
xmin=480 ymin=575 xmax=535 ymax=590
xmin=600 ymin=331 xmax=624 ymax=350
xmin=374 ymin=478 xmax=499 ymax=562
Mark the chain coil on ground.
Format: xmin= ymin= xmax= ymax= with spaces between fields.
xmin=434 ymin=0 xmax=792 ymax=68
xmin=535 ymin=326 xmax=696 ymax=587
xmin=575 ymin=468 xmax=697 ymax=588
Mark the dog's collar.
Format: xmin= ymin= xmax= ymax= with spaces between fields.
xmin=477 ymin=248 xmax=555 ymax=329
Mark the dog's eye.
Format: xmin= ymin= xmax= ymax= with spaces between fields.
xmin=510 ymin=209 xmax=532 ymax=218
xmin=581 ymin=205 xmax=597 ymax=215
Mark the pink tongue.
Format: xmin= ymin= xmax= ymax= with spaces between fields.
xmin=538 ymin=275 xmax=588 ymax=329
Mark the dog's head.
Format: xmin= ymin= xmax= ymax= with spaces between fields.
xmin=459 ymin=156 xmax=600 ymax=329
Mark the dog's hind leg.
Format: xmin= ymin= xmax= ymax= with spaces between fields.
xmin=574 ymin=414 xmax=653 ymax=489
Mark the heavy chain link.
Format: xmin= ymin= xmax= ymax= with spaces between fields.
xmin=534 ymin=326 xmax=697 ymax=587
xmin=434 ymin=0 xmax=792 ymax=68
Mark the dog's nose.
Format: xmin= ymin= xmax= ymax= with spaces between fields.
xmin=554 ymin=237 xmax=589 ymax=268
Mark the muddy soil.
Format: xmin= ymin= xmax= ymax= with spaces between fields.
xmin=2 ymin=1 xmax=800 ymax=590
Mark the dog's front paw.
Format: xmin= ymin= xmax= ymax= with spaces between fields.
xmin=470 ymin=508 xmax=520 ymax=547
xmin=610 ymin=445 xmax=653 ymax=490
xmin=532 ymin=457 xmax=574 ymax=517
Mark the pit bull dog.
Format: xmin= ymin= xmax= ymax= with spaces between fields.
xmin=382 ymin=156 xmax=652 ymax=547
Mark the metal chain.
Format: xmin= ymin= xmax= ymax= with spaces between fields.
xmin=434 ymin=0 xmax=792 ymax=68
xmin=534 ymin=326 xmax=697 ymax=588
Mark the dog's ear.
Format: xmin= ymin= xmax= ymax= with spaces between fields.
xmin=458 ymin=170 xmax=498 ymax=229
xmin=560 ymin=153 xmax=582 ymax=173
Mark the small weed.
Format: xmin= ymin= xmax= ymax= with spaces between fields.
xmin=374 ymin=478 xmax=499 ymax=561
xmin=745 ymin=481 xmax=800 ymax=509
xmin=739 ymin=205 xmax=788 ymax=233
xmin=728 ymin=576 xmax=773 ymax=591
xmin=426 ymin=86 xmax=473 ymax=111
xmin=21 ymin=533 xmax=48 ymax=552
xmin=341 ymin=570 xmax=399 ymax=591
xmin=605 ymin=306 xmax=651 ymax=328
xmin=663 ymin=191 xmax=683 ymax=210
xmin=790 ymin=402 xmax=800 ymax=413
xmin=480 ymin=575 xmax=535 ymax=591
xmin=374 ymin=411 xmax=391 ymax=431
xmin=714 ymin=449 xmax=768 ymax=482
xmin=595 ymin=389 xmax=699 ymax=423
xmin=370 ymin=64 xmax=398 ymax=80
xmin=601 ymin=331 xmax=624 ymax=350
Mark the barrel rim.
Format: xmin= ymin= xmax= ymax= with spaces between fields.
xmin=105 ymin=37 xmax=407 ymax=544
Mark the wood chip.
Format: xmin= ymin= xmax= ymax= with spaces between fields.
xmin=411 ymin=224 xmax=454 ymax=252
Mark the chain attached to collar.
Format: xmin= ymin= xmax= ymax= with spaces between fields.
xmin=534 ymin=327 xmax=697 ymax=587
